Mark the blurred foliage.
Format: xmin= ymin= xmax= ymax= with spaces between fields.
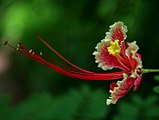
xmin=113 ymin=95 xmax=159 ymax=120
xmin=0 ymin=0 xmax=159 ymax=120
xmin=154 ymin=75 xmax=159 ymax=82
xmin=0 ymin=85 xmax=108 ymax=120
xmin=153 ymin=75 xmax=159 ymax=94
xmin=1 ymin=88 xmax=159 ymax=120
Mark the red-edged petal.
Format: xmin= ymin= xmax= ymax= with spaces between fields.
xmin=93 ymin=22 xmax=128 ymax=71
xmin=93 ymin=39 xmax=126 ymax=71
xmin=106 ymin=73 xmax=136 ymax=105
xmin=105 ymin=21 xmax=128 ymax=42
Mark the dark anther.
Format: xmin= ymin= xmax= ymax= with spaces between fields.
xmin=18 ymin=42 xmax=22 ymax=46
xmin=4 ymin=41 xmax=8 ymax=45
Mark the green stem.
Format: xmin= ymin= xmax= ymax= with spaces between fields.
xmin=142 ymin=69 xmax=159 ymax=74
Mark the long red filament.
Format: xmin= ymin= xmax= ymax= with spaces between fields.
xmin=33 ymin=54 xmax=124 ymax=80
xmin=40 ymin=53 xmax=90 ymax=74
xmin=35 ymin=34 xmax=94 ymax=74
xmin=4 ymin=39 xmax=124 ymax=80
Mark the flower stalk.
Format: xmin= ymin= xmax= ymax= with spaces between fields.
xmin=142 ymin=69 xmax=159 ymax=74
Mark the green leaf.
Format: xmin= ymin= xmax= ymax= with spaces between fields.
xmin=153 ymin=86 xmax=159 ymax=93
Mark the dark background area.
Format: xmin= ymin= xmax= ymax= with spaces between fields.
xmin=0 ymin=0 xmax=159 ymax=120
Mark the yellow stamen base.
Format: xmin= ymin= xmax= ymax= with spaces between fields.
xmin=107 ymin=40 xmax=121 ymax=56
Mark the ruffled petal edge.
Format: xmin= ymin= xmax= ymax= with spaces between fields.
xmin=105 ymin=21 xmax=128 ymax=42
xmin=106 ymin=73 xmax=135 ymax=105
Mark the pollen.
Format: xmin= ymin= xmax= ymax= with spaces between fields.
xmin=40 ymin=52 xmax=43 ymax=55
xmin=16 ymin=47 xmax=21 ymax=51
xmin=29 ymin=49 xmax=35 ymax=54
xmin=29 ymin=49 xmax=33 ymax=54
xmin=107 ymin=40 xmax=121 ymax=56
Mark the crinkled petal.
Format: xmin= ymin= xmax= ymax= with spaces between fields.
xmin=93 ymin=39 xmax=124 ymax=70
xmin=106 ymin=73 xmax=136 ymax=105
xmin=110 ymin=82 xmax=118 ymax=91
xmin=126 ymin=41 xmax=142 ymax=78
xmin=93 ymin=22 xmax=129 ymax=71
xmin=105 ymin=21 xmax=128 ymax=42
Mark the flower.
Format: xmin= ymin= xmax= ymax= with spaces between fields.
xmin=93 ymin=21 xmax=142 ymax=105
xmin=4 ymin=21 xmax=143 ymax=105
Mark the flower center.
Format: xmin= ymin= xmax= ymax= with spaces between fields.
xmin=107 ymin=40 xmax=121 ymax=56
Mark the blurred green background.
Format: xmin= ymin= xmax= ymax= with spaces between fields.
xmin=0 ymin=0 xmax=159 ymax=120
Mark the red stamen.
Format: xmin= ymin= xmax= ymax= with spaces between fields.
xmin=32 ymin=53 xmax=124 ymax=80
xmin=4 ymin=40 xmax=124 ymax=80
xmin=40 ymin=53 xmax=90 ymax=74
xmin=115 ymin=54 xmax=130 ymax=71
xmin=35 ymin=34 xmax=94 ymax=74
